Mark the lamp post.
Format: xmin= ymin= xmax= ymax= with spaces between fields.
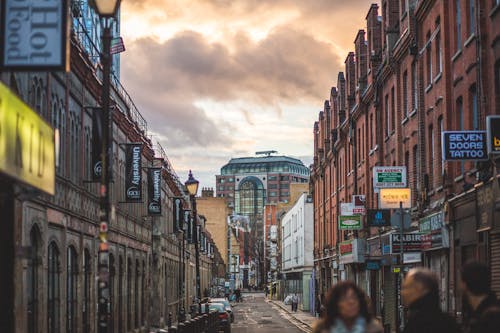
xmin=185 ymin=170 xmax=201 ymax=314
xmin=90 ymin=1 xmax=121 ymax=332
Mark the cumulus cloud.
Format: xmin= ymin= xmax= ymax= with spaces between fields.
xmin=119 ymin=0 xmax=375 ymax=187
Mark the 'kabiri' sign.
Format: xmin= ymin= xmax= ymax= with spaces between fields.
xmin=0 ymin=81 xmax=55 ymax=194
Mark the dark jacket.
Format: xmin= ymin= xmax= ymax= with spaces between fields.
xmin=467 ymin=293 xmax=500 ymax=333
xmin=403 ymin=293 xmax=461 ymax=333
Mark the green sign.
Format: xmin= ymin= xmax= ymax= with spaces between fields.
xmin=377 ymin=172 xmax=402 ymax=182
xmin=0 ymin=82 xmax=55 ymax=195
xmin=339 ymin=215 xmax=362 ymax=230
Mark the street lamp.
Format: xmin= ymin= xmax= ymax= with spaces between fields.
xmin=90 ymin=1 xmax=121 ymax=332
xmin=185 ymin=170 xmax=201 ymax=314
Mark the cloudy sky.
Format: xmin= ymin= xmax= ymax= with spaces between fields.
xmin=120 ymin=0 xmax=375 ymax=190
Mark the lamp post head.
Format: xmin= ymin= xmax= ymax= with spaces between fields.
xmin=90 ymin=0 xmax=121 ymax=17
xmin=185 ymin=170 xmax=199 ymax=196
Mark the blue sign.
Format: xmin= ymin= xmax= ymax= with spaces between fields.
xmin=367 ymin=209 xmax=391 ymax=227
xmin=442 ymin=131 xmax=488 ymax=161
xmin=366 ymin=260 xmax=381 ymax=270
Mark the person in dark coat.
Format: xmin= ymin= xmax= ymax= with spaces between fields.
xmin=401 ymin=267 xmax=460 ymax=333
xmin=460 ymin=261 xmax=500 ymax=333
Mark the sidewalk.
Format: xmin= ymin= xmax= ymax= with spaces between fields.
xmin=267 ymin=298 xmax=318 ymax=332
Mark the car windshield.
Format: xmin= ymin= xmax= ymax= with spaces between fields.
xmin=211 ymin=299 xmax=230 ymax=308
xmin=202 ymin=303 xmax=225 ymax=313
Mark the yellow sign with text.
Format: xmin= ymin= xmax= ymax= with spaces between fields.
xmin=379 ymin=188 xmax=411 ymax=209
xmin=0 ymin=82 xmax=55 ymax=195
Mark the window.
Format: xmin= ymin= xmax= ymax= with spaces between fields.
xmin=280 ymin=183 xmax=289 ymax=189
xmin=470 ymin=85 xmax=478 ymax=130
xmin=66 ymin=246 xmax=78 ymax=333
xmin=108 ymin=253 xmax=114 ymax=333
xmin=468 ymin=0 xmax=475 ymax=36
xmin=134 ymin=260 xmax=139 ymax=328
xmin=127 ymin=259 xmax=132 ymax=330
xmin=142 ymin=261 xmax=146 ymax=325
xmin=403 ymin=71 xmax=408 ymax=118
xmin=438 ymin=116 xmax=445 ymax=177
xmin=385 ymin=94 xmax=390 ymax=136
xmin=412 ymin=62 xmax=418 ymax=111
xmin=426 ymin=31 xmax=432 ymax=85
xmin=48 ymin=242 xmax=60 ymax=333
xmin=456 ymin=0 xmax=462 ymax=50
xmin=369 ymin=114 xmax=374 ymax=148
xmin=27 ymin=227 xmax=40 ymax=333
xmin=435 ymin=21 xmax=442 ymax=75
xmin=412 ymin=145 xmax=418 ymax=206
xmin=401 ymin=0 xmax=406 ymax=15
xmin=429 ymin=125 xmax=435 ymax=190
xmin=391 ymin=86 xmax=395 ymax=132
xmin=268 ymin=184 xmax=277 ymax=189
xmin=119 ymin=257 xmax=124 ymax=333
xmin=456 ymin=97 xmax=465 ymax=174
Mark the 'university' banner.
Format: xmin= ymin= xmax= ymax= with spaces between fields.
xmin=147 ymin=168 xmax=162 ymax=215
xmin=125 ymin=144 xmax=142 ymax=201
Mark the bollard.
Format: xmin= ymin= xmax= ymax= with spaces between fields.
xmin=167 ymin=326 xmax=177 ymax=333
xmin=168 ymin=312 xmax=173 ymax=328
xmin=178 ymin=322 xmax=185 ymax=333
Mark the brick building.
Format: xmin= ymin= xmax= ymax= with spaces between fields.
xmin=311 ymin=1 xmax=500 ymax=331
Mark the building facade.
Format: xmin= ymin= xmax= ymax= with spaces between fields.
xmin=216 ymin=153 xmax=309 ymax=288
xmin=311 ymin=1 xmax=500 ymax=332
xmin=281 ymin=193 xmax=314 ymax=311
xmin=0 ymin=2 xmax=214 ymax=331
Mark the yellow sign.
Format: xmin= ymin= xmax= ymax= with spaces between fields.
xmin=0 ymin=82 xmax=55 ymax=195
xmin=379 ymin=188 xmax=411 ymax=209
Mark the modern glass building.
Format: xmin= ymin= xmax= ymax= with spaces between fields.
xmin=216 ymin=153 xmax=310 ymax=287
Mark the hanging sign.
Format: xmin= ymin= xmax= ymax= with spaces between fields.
xmin=379 ymin=188 xmax=411 ymax=209
xmin=173 ymin=197 xmax=183 ymax=233
xmin=367 ymin=209 xmax=391 ymax=227
xmin=1 ymin=0 xmax=70 ymax=71
xmin=124 ymin=143 xmax=142 ymax=201
xmin=486 ymin=115 xmax=500 ymax=154
xmin=0 ymin=82 xmax=55 ymax=194
xmin=373 ymin=166 xmax=407 ymax=189
xmin=339 ymin=215 xmax=362 ymax=230
xmin=147 ymin=168 xmax=162 ymax=215
xmin=441 ymin=131 xmax=488 ymax=161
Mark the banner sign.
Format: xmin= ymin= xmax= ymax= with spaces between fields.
xmin=441 ymin=131 xmax=488 ymax=161
xmin=367 ymin=209 xmax=391 ymax=227
xmin=352 ymin=195 xmax=366 ymax=214
xmin=379 ymin=188 xmax=411 ymax=209
xmin=188 ymin=215 xmax=195 ymax=244
xmin=173 ymin=197 xmax=183 ymax=233
xmin=373 ymin=166 xmax=407 ymax=188
xmin=124 ymin=144 xmax=142 ymax=201
xmin=341 ymin=202 xmax=354 ymax=215
xmin=339 ymin=215 xmax=362 ymax=230
xmin=147 ymin=168 xmax=162 ymax=215
xmin=91 ymin=108 xmax=102 ymax=181
xmin=0 ymin=82 xmax=55 ymax=194
xmin=420 ymin=212 xmax=449 ymax=250
xmin=184 ymin=210 xmax=192 ymax=242
xmin=486 ymin=115 xmax=500 ymax=154
xmin=390 ymin=233 xmax=423 ymax=253
xmin=1 ymin=0 xmax=70 ymax=70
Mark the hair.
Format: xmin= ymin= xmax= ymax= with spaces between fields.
xmin=461 ymin=261 xmax=491 ymax=296
xmin=323 ymin=281 xmax=371 ymax=328
xmin=408 ymin=267 xmax=439 ymax=298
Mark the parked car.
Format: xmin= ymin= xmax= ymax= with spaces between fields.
xmin=210 ymin=297 xmax=234 ymax=323
xmin=201 ymin=302 xmax=231 ymax=333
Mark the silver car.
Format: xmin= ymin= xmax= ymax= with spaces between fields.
xmin=210 ymin=297 xmax=234 ymax=323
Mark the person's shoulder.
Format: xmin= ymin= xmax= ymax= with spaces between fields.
xmin=366 ymin=317 xmax=384 ymax=333
xmin=312 ymin=318 xmax=328 ymax=333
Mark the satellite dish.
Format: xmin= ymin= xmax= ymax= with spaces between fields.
xmin=390 ymin=210 xmax=411 ymax=231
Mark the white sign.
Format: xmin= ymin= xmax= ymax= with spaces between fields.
xmin=379 ymin=188 xmax=411 ymax=209
xmin=1 ymin=0 xmax=70 ymax=70
xmin=341 ymin=202 xmax=354 ymax=215
xmin=403 ymin=252 xmax=421 ymax=264
xmin=373 ymin=166 xmax=407 ymax=191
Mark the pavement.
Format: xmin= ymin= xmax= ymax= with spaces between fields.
xmin=266 ymin=298 xmax=318 ymax=332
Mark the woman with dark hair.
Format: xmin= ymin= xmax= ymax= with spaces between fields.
xmin=312 ymin=281 xmax=382 ymax=333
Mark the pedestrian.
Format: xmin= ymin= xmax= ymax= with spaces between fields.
xmin=401 ymin=267 xmax=460 ymax=333
xmin=312 ymin=281 xmax=383 ymax=333
xmin=460 ymin=261 xmax=500 ymax=333
xmin=291 ymin=293 xmax=299 ymax=312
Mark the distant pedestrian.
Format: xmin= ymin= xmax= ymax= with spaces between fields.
xmin=312 ymin=281 xmax=382 ymax=333
xmin=401 ymin=267 xmax=460 ymax=333
xmin=291 ymin=293 xmax=299 ymax=312
xmin=460 ymin=261 xmax=500 ymax=333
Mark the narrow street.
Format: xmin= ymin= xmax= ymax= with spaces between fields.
xmin=231 ymin=293 xmax=310 ymax=333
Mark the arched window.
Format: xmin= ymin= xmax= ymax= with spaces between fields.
xmin=83 ymin=249 xmax=91 ymax=332
xmin=109 ymin=254 xmax=115 ymax=333
xmin=135 ymin=259 xmax=139 ymax=328
xmin=48 ymin=242 xmax=60 ymax=333
xmin=66 ymin=246 xmax=78 ymax=333
xmin=27 ymin=226 xmax=41 ymax=333
xmin=119 ymin=257 xmax=124 ymax=333
xmin=142 ymin=260 xmax=146 ymax=325
xmin=127 ymin=258 xmax=132 ymax=330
